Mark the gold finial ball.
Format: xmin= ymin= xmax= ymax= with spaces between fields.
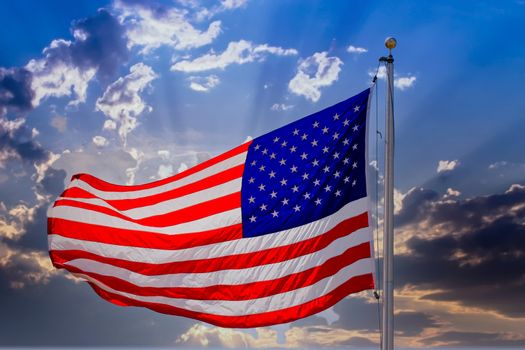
xmin=385 ymin=37 xmax=397 ymax=49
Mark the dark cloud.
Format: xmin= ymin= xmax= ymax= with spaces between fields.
xmin=0 ymin=121 xmax=47 ymax=162
xmin=0 ymin=67 xmax=34 ymax=116
xmin=421 ymin=331 xmax=525 ymax=347
xmin=395 ymin=185 xmax=525 ymax=317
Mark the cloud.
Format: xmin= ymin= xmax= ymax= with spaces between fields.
xmin=92 ymin=135 xmax=109 ymax=147
xmin=114 ymin=0 xmax=222 ymax=54
xmin=95 ymin=62 xmax=158 ymax=143
xmin=0 ymin=118 xmax=47 ymax=168
xmin=171 ymin=40 xmax=297 ymax=72
xmin=395 ymin=184 xmax=525 ymax=318
xmin=271 ymin=103 xmax=294 ymax=111
xmin=25 ymin=9 xmax=128 ymax=107
xmin=0 ymin=67 xmax=34 ymax=117
xmin=421 ymin=331 xmax=525 ymax=347
xmin=347 ymin=45 xmax=368 ymax=54
xmin=288 ymin=52 xmax=343 ymax=102
xmin=188 ymin=75 xmax=220 ymax=92
xmin=437 ymin=159 xmax=460 ymax=173
xmin=50 ymin=115 xmax=67 ymax=133
xmin=370 ymin=66 xmax=417 ymax=91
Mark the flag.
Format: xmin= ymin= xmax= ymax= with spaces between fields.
xmin=48 ymin=88 xmax=375 ymax=328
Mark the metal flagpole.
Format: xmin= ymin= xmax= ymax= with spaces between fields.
xmin=380 ymin=37 xmax=396 ymax=350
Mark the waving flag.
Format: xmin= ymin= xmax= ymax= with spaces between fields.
xmin=48 ymin=88 xmax=375 ymax=328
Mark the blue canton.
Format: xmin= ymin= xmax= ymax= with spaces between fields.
xmin=241 ymin=89 xmax=370 ymax=237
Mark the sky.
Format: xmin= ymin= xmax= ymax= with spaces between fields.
xmin=0 ymin=0 xmax=524 ymax=347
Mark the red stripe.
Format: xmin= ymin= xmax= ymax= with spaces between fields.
xmin=49 ymin=212 xmax=369 ymax=275
xmin=61 ymin=164 xmax=244 ymax=211
xmin=88 ymin=273 xmax=375 ymax=328
xmin=53 ymin=191 xmax=241 ymax=227
xmin=71 ymin=142 xmax=251 ymax=192
xmin=48 ymin=218 xmax=243 ymax=250
xmin=60 ymin=242 xmax=371 ymax=301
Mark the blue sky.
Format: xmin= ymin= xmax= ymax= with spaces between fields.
xmin=0 ymin=0 xmax=524 ymax=347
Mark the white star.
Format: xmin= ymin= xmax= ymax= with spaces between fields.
xmin=280 ymin=178 xmax=288 ymax=186
xmin=323 ymin=165 xmax=330 ymax=173
xmin=260 ymin=203 xmax=267 ymax=211
xmin=313 ymin=121 xmax=319 ymax=128
xmin=322 ymin=126 xmax=329 ymax=134
xmin=269 ymin=170 xmax=276 ymax=178
xmin=332 ymin=132 xmax=340 ymax=140
xmin=354 ymin=105 xmax=360 ymax=112
xmin=334 ymin=171 xmax=341 ymax=178
xmin=303 ymin=192 xmax=311 ymax=199
xmin=259 ymin=165 xmax=266 ymax=172
xmin=352 ymin=143 xmax=358 ymax=150
xmin=313 ymin=179 xmax=320 ymax=186
xmin=270 ymin=152 xmax=276 ymax=159
xmin=300 ymin=152 xmax=308 ymax=160
xmin=259 ymin=184 xmax=266 ymax=191
xmin=343 ymin=176 xmax=350 ymax=183
xmin=343 ymin=119 xmax=350 ymax=126
xmin=262 ymin=148 xmax=268 ymax=155
xmin=312 ymin=159 xmax=319 ymax=166
xmin=302 ymin=172 xmax=309 ymax=180
xmin=293 ymin=205 xmax=301 ymax=212
xmin=292 ymin=185 xmax=299 ymax=192
xmin=248 ymin=196 xmax=256 ymax=203
xmin=352 ymin=180 xmax=357 ymax=186
xmin=282 ymin=198 xmax=289 ymax=205
xmin=352 ymin=124 xmax=359 ymax=132
xmin=279 ymin=158 xmax=287 ymax=166
xmin=292 ymin=128 xmax=299 ymax=136
xmin=249 ymin=177 xmax=255 ymax=184
xmin=324 ymin=185 xmax=332 ymax=192
xmin=343 ymin=138 xmax=350 ymax=146
xmin=281 ymin=140 xmax=288 ymax=147
xmin=273 ymin=136 xmax=280 ymax=143
xmin=271 ymin=210 xmax=279 ymax=218
xmin=249 ymin=215 xmax=257 ymax=223
xmin=352 ymin=162 xmax=358 ymax=169
xmin=311 ymin=139 xmax=318 ymax=147
xmin=333 ymin=113 xmax=340 ymax=120
xmin=290 ymin=165 xmax=298 ymax=173
xmin=335 ymin=190 xmax=342 ymax=197
xmin=322 ymin=146 xmax=329 ymax=154
xmin=333 ymin=152 xmax=340 ymax=159
xmin=251 ymin=160 xmax=257 ymax=166
xmin=301 ymin=133 xmax=308 ymax=140
xmin=254 ymin=144 xmax=261 ymax=150
xmin=315 ymin=198 xmax=322 ymax=205
xmin=289 ymin=145 xmax=297 ymax=153
xmin=270 ymin=190 xmax=278 ymax=198
xmin=343 ymin=158 xmax=350 ymax=165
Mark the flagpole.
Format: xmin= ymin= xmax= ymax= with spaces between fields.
xmin=380 ymin=37 xmax=396 ymax=350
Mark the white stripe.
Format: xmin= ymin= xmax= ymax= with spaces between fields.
xmin=48 ymin=206 xmax=241 ymax=235
xmin=49 ymin=197 xmax=369 ymax=261
xmin=57 ymin=178 xmax=242 ymax=220
xmin=75 ymin=258 xmax=374 ymax=316
xmin=68 ymin=151 xmax=247 ymax=200
xmin=63 ymin=226 xmax=371 ymax=288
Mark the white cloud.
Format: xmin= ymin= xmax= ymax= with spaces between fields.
xmin=347 ymin=45 xmax=368 ymax=54
xmin=92 ymin=135 xmax=109 ymax=147
xmin=171 ymin=40 xmax=297 ymax=72
xmin=437 ymin=159 xmax=460 ymax=173
xmin=51 ymin=115 xmax=67 ymax=132
xmin=103 ymin=119 xmax=117 ymax=131
xmin=288 ymin=51 xmax=343 ymax=102
xmin=95 ymin=63 xmax=158 ymax=143
xmin=157 ymin=164 xmax=173 ymax=178
xmin=220 ymin=0 xmax=247 ymax=10
xmin=114 ymin=0 xmax=222 ymax=54
xmin=271 ymin=103 xmax=294 ymax=111
xmin=188 ymin=75 xmax=220 ymax=92
xmin=369 ymin=66 xmax=417 ymax=91
xmin=445 ymin=188 xmax=461 ymax=197
xmin=26 ymin=41 xmax=96 ymax=107
xmin=177 ymin=162 xmax=189 ymax=173
xmin=0 ymin=202 xmax=36 ymax=240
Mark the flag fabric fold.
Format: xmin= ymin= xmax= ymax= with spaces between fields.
xmin=48 ymin=88 xmax=375 ymax=328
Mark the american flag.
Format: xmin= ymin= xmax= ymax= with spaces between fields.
xmin=48 ymin=88 xmax=375 ymax=328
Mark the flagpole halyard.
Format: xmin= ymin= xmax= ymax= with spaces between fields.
xmin=379 ymin=36 xmax=396 ymax=350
